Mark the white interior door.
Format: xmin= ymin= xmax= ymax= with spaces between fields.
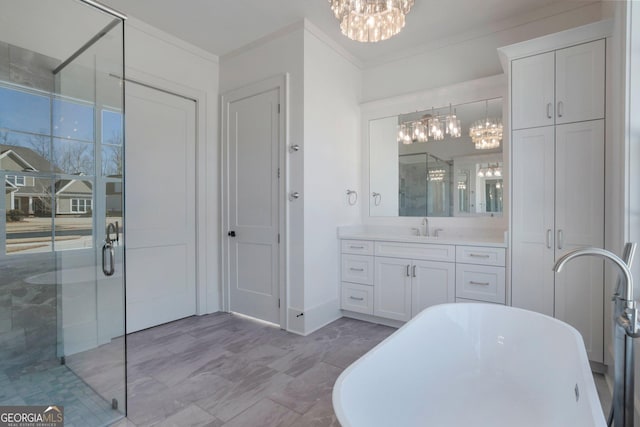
xmin=225 ymin=85 xmax=280 ymax=324
xmin=125 ymin=82 xmax=197 ymax=333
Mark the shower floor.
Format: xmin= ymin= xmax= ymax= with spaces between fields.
xmin=0 ymin=359 xmax=123 ymax=427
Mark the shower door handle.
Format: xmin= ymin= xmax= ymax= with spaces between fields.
xmin=102 ymin=241 xmax=115 ymax=276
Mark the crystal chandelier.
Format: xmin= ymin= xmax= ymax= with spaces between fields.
xmin=469 ymin=100 xmax=503 ymax=150
xmin=329 ymin=0 xmax=414 ymax=43
xmin=397 ymin=106 xmax=462 ymax=145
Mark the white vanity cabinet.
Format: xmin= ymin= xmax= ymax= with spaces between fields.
xmin=340 ymin=240 xmax=375 ymax=315
xmin=340 ymin=238 xmax=505 ymax=323
xmin=373 ymin=257 xmax=413 ymax=321
xmin=511 ymin=39 xmax=605 ymax=130
xmin=501 ymin=22 xmax=609 ymax=363
xmin=373 ymin=256 xmax=456 ymax=321
xmin=455 ymin=246 xmax=506 ymax=304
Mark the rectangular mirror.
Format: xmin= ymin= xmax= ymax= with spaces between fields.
xmin=369 ymin=97 xmax=503 ymax=217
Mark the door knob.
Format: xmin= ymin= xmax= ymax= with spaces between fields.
xmin=228 ymin=231 xmax=236 ymax=237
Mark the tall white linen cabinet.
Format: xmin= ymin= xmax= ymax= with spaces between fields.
xmin=499 ymin=21 xmax=611 ymax=363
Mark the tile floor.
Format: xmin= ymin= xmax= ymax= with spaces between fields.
xmin=104 ymin=312 xmax=614 ymax=427
xmin=113 ymin=313 xmax=395 ymax=427
xmin=0 ymin=359 xmax=121 ymax=426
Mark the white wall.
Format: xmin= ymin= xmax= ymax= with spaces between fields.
xmin=302 ymin=26 xmax=362 ymax=333
xmin=125 ymin=18 xmax=220 ymax=315
xmin=369 ymin=116 xmax=399 ymax=216
xmin=362 ymin=2 xmax=603 ymax=102
xmin=219 ymin=24 xmax=306 ymax=330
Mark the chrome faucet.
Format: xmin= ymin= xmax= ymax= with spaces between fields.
xmin=553 ymin=247 xmax=635 ymax=315
xmin=421 ymin=217 xmax=429 ymax=237
xmin=553 ymin=244 xmax=638 ymax=427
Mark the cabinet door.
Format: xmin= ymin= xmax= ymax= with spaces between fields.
xmin=511 ymin=126 xmax=555 ymax=316
xmin=555 ymin=39 xmax=605 ymax=125
xmin=374 ymin=256 xmax=412 ymax=321
xmin=554 ymin=120 xmax=604 ymax=363
xmin=512 ymin=51 xmax=555 ymax=130
xmin=411 ymin=260 xmax=455 ymax=317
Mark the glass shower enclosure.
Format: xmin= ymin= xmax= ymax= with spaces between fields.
xmin=0 ymin=0 xmax=126 ymax=425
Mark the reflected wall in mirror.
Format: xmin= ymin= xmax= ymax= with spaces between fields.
xmin=369 ymin=97 xmax=503 ymax=217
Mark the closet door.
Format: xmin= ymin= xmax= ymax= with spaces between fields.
xmin=554 ymin=119 xmax=605 ymax=362
xmin=511 ymin=51 xmax=555 ymax=130
xmin=555 ymin=39 xmax=605 ymax=125
xmin=511 ymin=126 xmax=555 ymax=316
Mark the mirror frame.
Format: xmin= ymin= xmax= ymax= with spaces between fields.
xmin=361 ymin=74 xmax=508 ymax=226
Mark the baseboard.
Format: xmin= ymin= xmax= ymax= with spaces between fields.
xmin=341 ymin=310 xmax=404 ymax=329
xmin=302 ymin=299 xmax=342 ymax=336
xmin=286 ymin=307 xmax=305 ymax=335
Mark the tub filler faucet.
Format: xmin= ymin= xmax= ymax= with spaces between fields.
xmin=553 ymin=244 xmax=638 ymax=427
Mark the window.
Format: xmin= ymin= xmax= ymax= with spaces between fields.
xmin=6 ymin=175 xmax=25 ymax=186
xmin=71 ymin=198 xmax=92 ymax=213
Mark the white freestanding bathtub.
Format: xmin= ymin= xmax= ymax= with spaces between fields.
xmin=333 ymin=303 xmax=606 ymax=427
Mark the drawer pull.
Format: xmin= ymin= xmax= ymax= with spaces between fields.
xmin=469 ymin=280 xmax=491 ymax=286
xmin=349 ymin=296 xmax=365 ymax=301
xmin=349 ymin=267 xmax=365 ymax=272
xmin=469 ymin=253 xmax=490 ymax=258
xmin=350 ymin=245 xmax=365 ymax=249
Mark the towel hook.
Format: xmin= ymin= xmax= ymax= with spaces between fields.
xmin=346 ymin=190 xmax=358 ymax=206
xmin=372 ymin=192 xmax=382 ymax=206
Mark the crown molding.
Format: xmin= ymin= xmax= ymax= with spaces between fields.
xmin=363 ymin=0 xmax=602 ymax=69
xmin=126 ymin=16 xmax=219 ymax=64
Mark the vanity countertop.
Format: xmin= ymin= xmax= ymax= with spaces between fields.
xmin=338 ymin=226 xmax=508 ymax=248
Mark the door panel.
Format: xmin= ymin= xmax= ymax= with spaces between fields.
xmin=125 ymin=82 xmax=197 ymax=332
xmin=511 ymin=51 xmax=555 ymax=130
xmin=374 ymin=256 xmax=412 ymax=321
xmin=227 ymin=87 xmax=280 ymax=324
xmin=511 ymin=126 xmax=555 ymax=316
xmin=411 ymin=260 xmax=455 ymax=316
xmin=554 ymin=120 xmax=604 ymax=362
xmin=555 ymin=39 xmax=605 ymax=125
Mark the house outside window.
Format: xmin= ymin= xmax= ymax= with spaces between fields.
xmin=6 ymin=175 xmax=25 ymax=186
xmin=71 ymin=198 xmax=92 ymax=213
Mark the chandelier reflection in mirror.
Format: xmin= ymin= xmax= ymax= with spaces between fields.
xmin=469 ymin=100 xmax=503 ymax=150
xmin=329 ymin=0 xmax=414 ymax=43
xmin=397 ymin=105 xmax=461 ymax=145
xmin=477 ymin=164 xmax=503 ymax=178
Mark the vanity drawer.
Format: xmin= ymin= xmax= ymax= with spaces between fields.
xmin=375 ymin=241 xmax=455 ymax=262
xmin=341 ymin=282 xmax=374 ymax=315
xmin=341 ymin=254 xmax=374 ymax=285
xmin=341 ymin=240 xmax=374 ymax=255
xmin=456 ymin=264 xmax=506 ymax=304
xmin=456 ymin=246 xmax=506 ymax=267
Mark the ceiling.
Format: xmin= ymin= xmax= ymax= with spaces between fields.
xmin=99 ymin=0 xmax=596 ymax=65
